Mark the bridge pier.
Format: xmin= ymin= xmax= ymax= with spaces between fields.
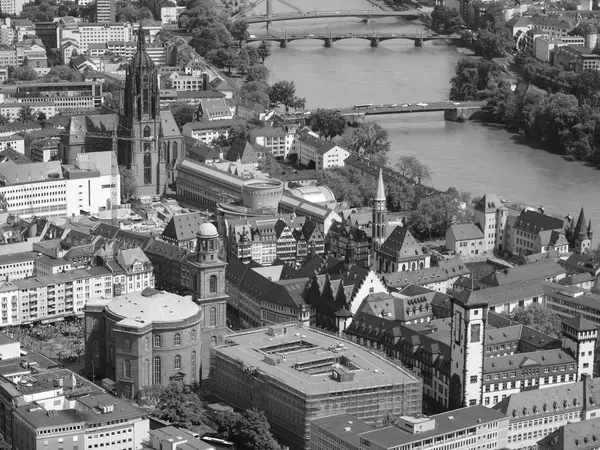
xmin=279 ymin=39 xmax=287 ymax=48
xmin=414 ymin=37 xmax=423 ymax=47
xmin=444 ymin=107 xmax=478 ymax=122
xmin=370 ymin=38 xmax=379 ymax=47
xmin=324 ymin=38 xmax=332 ymax=48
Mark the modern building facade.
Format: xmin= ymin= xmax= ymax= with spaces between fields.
xmin=210 ymin=324 xmax=423 ymax=450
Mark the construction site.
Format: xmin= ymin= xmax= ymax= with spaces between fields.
xmin=210 ymin=324 xmax=423 ymax=450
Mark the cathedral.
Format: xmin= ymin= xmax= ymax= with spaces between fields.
xmin=119 ymin=28 xmax=183 ymax=198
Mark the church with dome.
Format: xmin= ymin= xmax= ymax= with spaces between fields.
xmin=118 ymin=27 xmax=183 ymax=198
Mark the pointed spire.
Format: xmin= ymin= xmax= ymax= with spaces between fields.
xmin=375 ymin=168 xmax=386 ymax=202
xmin=589 ymin=219 xmax=592 ymax=232
xmin=575 ymin=207 xmax=588 ymax=235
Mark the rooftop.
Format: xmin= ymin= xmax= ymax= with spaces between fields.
xmin=215 ymin=325 xmax=421 ymax=395
xmin=537 ymin=416 xmax=600 ymax=450
xmin=97 ymin=289 xmax=200 ymax=328
xmin=359 ymin=406 xmax=506 ymax=449
xmin=479 ymin=259 xmax=565 ymax=287
xmin=310 ymin=414 xmax=373 ymax=448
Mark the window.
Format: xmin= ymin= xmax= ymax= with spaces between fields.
xmin=154 ymin=335 xmax=161 ymax=348
xmin=143 ymin=125 xmax=151 ymax=138
xmin=470 ymin=375 xmax=478 ymax=384
xmin=123 ymin=360 xmax=131 ymax=379
xmin=174 ymin=355 xmax=181 ymax=370
xmin=172 ymin=141 xmax=178 ymax=161
xmin=469 ymin=399 xmax=477 ymax=406
xmin=144 ymin=152 xmax=152 ymax=185
xmin=191 ymin=328 xmax=196 ymax=342
xmin=153 ymin=357 xmax=161 ymax=385
xmin=174 ymin=334 xmax=181 ymax=347
xmin=144 ymin=337 xmax=149 ymax=351
xmin=191 ymin=351 xmax=196 ymax=382
xmin=91 ymin=317 xmax=99 ymax=331
xmin=470 ymin=323 xmax=481 ymax=343
xmin=124 ymin=339 xmax=131 ymax=352
xmin=209 ymin=307 xmax=216 ymax=327
xmin=209 ymin=275 xmax=217 ymax=294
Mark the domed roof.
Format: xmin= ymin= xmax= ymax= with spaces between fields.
xmin=198 ymin=222 xmax=218 ymax=238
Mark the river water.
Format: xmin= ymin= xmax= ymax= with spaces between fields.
xmin=248 ymin=0 xmax=600 ymax=231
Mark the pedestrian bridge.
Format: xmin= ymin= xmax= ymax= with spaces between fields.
xmin=247 ymin=32 xmax=462 ymax=47
xmin=243 ymin=9 xmax=422 ymax=24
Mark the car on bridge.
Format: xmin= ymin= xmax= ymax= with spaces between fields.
xmin=391 ymin=104 xmax=398 ymax=107
xmin=416 ymin=102 xmax=428 ymax=107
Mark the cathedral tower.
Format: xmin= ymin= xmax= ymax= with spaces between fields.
xmin=120 ymin=27 xmax=166 ymax=198
xmin=372 ymin=168 xmax=388 ymax=252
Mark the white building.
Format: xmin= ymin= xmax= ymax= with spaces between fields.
xmin=58 ymin=22 xmax=135 ymax=53
xmin=0 ymin=252 xmax=36 ymax=281
xmin=160 ymin=4 xmax=186 ymax=24
xmin=0 ymin=102 xmax=57 ymax=122
xmin=249 ymin=125 xmax=296 ymax=159
xmin=182 ymin=120 xmax=244 ymax=145
xmin=1 ymin=0 xmax=29 ymax=17
xmin=0 ymin=135 xmax=24 ymax=154
xmin=292 ymin=131 xmax=349 ymax=170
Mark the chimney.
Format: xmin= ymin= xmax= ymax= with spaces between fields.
xmin=538 ymin=206 xmax=545 ymax=215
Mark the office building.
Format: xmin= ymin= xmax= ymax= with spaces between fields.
xmin=0 ymin=81 xmax=103 ymax=110
xmin=211 ymin=324 xmax=423 ymax=450
xmin=311 ymin=405 xmax=509 ymax=450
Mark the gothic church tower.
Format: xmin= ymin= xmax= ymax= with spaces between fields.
xmin=372 ymin=168 xmax=388 ymax=253
xmin=120 ymin=27 xmax=166 ymax=198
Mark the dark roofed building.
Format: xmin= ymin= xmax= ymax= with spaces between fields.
xmin=375 ymin=226 xmax=430 ymax=274
xmin=160 ymin=212 xmax=208 ymax=251
xmin=224 ymin=140 xmax=258 ymax=165
xmin=479 ymin=259 xmax=566 ymax=288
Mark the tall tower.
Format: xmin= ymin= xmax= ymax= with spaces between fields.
xmin=96 ymin=0 xmax=115 ymax=22
xmin=372 ymin=168 xmax=388 ymax=253
xmin=449 ymin=291 xmax=487 ymax=409
xmin=187 ymin=222 xmax=228 ymax=382
xmin=562 ymin=316 xmax=597 ymax=381
xmin=120 ymin=27 xmax=166 ymax=199
xmin=473 ymin=193 xmax=501 ymax=252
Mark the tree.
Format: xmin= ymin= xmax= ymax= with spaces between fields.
xmin=396 ymin=155 xmax=432 ymax=184
xmin=139 ymin=384 xmax=165 ymax=408
xmin=257 ymin=154 xmax=283 ymax=178
xmin=257 ymin=41 xmax=272 ymax=62
xmin=430 ymin=6 xmax=464 ymax=34
xmin=0 ymin=432 xmax=10 ymax=450
xmin=207 ymin=47 xmax=238 ymax=73
xmin=246 ymin=64 xmax=268 ymax=82
xmin=268 ymin=80 xmax=305 ymax=113
xmin=189 ymin=23 xmax=234 ymax=57
xmin=213 ymin=408 xmax=282 ymax=450
xmin=120 ymin=166 xmax=137 ymax=202
xmin=172 ymin=105 xmax=197 ymax=130
xmin=230 ymin=19 xmax=249 ymax=45
xmin=116 ymin=1 xmax=153 ymax=22
xmin=568 ymin=22 xmax=597 ymax=37
xmin=6 ymin=65 xmax=37 ymax=82
xmin=509 ymin=303 xmax=563 ymax=337
xmin=235 ymin=47 xmax=252 ymax=75
xmin=240 ymin=80 xmax=270 ymax=106
xmin=409 ymin=190 xmax=469 ymax=240
xmin=350 ymin=121 xmax=391 ymax=158
xmin=473 ymin=30 xmax=508 ymax=59
xmin=37 ymin=111 xmax=47 ymax=121
xmin=307 ymin=109 xmax=347 ymax=141
xmin=20 ymin=0 xmax=57 ymax=22
xmin=449 ymin=58 xmax=502 ymax=101
xmin=17 ymin=106 xmax=36 ymax=123
xmin=80 ymin=1 xmax=96 ymax=21
xmin=44 ymin=65 xmax=81 ymax=82
xmin=156 ymin=382 xmax=206 ymax=430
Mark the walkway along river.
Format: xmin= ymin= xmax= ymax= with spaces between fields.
xmin=247 ymin=0 xmax=600 ymax=232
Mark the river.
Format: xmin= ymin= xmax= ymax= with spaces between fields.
xmin=247 ymin=0 xmax=600 ymax=231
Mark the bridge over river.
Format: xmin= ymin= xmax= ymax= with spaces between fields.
xmin=247 ymin=32 xmax=462 ymax=47
xmin=243 ymin=9 xmax=422 ymax=24
xmin=285 ymin=101 xmax=486 ymax=122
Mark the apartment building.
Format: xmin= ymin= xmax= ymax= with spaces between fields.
xmin=543 ymin=282 xmax=600 ymax=324
xmin=96 ymin=0 xmax=115 ymax=23
xmin=293 ymin=131 xmax=350 ymax=169
xmin=58 ymin=21 xmax=134 ymax=53
xmin=249 ymin=126 xmax=296 ymax=159
xmin=182 ymin=119 xmax=245 ymax=145
xmin=538 ymin=416 xmax=600 ymax=450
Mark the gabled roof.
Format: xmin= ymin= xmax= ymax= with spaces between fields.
xmin=474 ymin=193 xmax=502 ymax=213
xmin=161 ymin=212 xmax=205 ymax=242
xmin=484 ymin=348 xmax=574 ymax=374
xmin=225 ymin=140 xmax=258 ymax=165
xmin=377 ymin=226 xmax=423 ymax=258
xmin=447 ymin=223 xmax=484 ymax=241
xmin=479 ymin=259 xmax=565 ymax=287
xmin=513 ymin=210 xmax=565 ymax=234
xmin=537 ymin=417 xmax=600 ymax=450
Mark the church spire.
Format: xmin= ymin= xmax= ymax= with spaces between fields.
xmin=575 ymin=207 xmax=588 ymax=236
xmin=375 ymin=168 xmax=386 ymax=202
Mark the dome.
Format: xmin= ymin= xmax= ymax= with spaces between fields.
xmin=198 ymin=222 xmax=218 ymax=238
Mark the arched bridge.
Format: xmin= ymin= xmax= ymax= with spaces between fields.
xmin=247 ymin=33 xmax=462 ymax=47
xmin=243 ymin=9 xmax=422 ymax=24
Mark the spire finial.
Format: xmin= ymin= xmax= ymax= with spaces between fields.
xmin=375 ymin=168 xmax=386 ymax=202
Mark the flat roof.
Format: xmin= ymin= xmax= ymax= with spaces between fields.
xmin=0 ymin=353 xmax=59 ymax=376
xmin=310 ymin=414 xmax=373 ymax=448
xmin=215 ymin=325 xmax=421 ymax=396
xmin=97 ymin=289 xmax=200 ymax=328
xmin=360 ymin=406 xmax=506 ymax=448
xmin=0 ymin=251 xmax=38 ymax=265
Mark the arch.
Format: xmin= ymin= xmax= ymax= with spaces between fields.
xmin=174 ymin=355 xmax=181 ymax=370
xmin=143 ymin=125 xmax=151 ymax=138
xmin=162 ymin=141 xmax=167 ymax=161
xmin=209 ymin=307 xmax=216 ymax=327
xmin=411 ymin=262 xmax=416 ymax=271
xmin=142 ymin=74 xmax=150 ymax=115
xmin=211 ymin=336 xmax=217 ymax=346
xmin=144 ymin=337 xmax=149 ymax=351
xmin=144 ymin=152 xmax=152 ymax=185
xmin=153 ymin=357 xmax=161 ymax=385
xmin=123 ymin=359 xmax=131 ymax=378
xmin=420 ymin=261 xmax=424 ymax=269
xmin=402 ymin=264 xmax=406 ymax=271
xmin=174 ymin=333 xmax=181 ymax=347
xmin=209 ymin=275 xmax=217 ymax=294
xmin=153 ymin=334 xmax=161 ymax=348
xmin=172 ymin=141 xmax=178 ymax=161
xmin=190 ymin=328 xmax=196 ymax=342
